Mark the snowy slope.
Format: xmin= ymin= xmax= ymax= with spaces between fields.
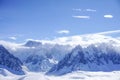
xmin=0 ymin=70 xmax=120 ymax=80
xmin=0 ymin=45 xmax=24 ymax=75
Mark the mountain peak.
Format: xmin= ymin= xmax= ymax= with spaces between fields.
xmin=73 ymin=45 xmax=82 ymax=51
xmin=24 ymin=40 xmax=42 ymax=47
xmin=70 ymin=45 xmax=83 ymax=57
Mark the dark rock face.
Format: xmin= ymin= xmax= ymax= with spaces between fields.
xmin=24 ymin=40 xmax=42 ymax=47
xmin=47 ymin=44 xmax=120 ymax=75
xmin=0 ymin=45 xmax=24 ymax=75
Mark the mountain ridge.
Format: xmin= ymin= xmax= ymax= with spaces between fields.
xmin=0 ymin=45 xmax=24 ymax=75
xmin=47 ymin=43 xmax=120 ymax=75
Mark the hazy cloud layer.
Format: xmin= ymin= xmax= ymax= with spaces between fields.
xmin=1 ymin=30 xmax=120 ymax=49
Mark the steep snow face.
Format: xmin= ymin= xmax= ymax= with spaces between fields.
xmin=25 ymin=54 xmax=53 ymax=72
xmin=47 ymin=43 xmax=120 ymax=75
xmin=0 ymin=45 xmax=24 ymax=75
xmin=0 ymin=68 xmax=15 ymax=76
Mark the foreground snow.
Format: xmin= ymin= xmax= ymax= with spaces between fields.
xmin=1 ymin=70 xmax=120 ymax=80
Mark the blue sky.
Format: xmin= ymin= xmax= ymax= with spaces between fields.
xmin=0 ymin=0 xmax=120 ymax=42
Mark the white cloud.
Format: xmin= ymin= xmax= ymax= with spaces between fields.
xmin=9 ymin=37 xmax=17 ymax=40
xmin=37 ymin=34 xmax=120 ymax=47
xmin=86 ymin=9 xmax=96 ymax=12
xmin=0 ymin=40 xmax=28 ymax=51
xmin=104 ymin=15 xmax=113 ymax=18
xmin=1 ymin=30 xmax=120 ymax=49
xmin=57 ymin=30 xmax=70 ymax=34
xmin=73 ymin=8 xmax=96 ymax=12
xmin=40 ymin=30 xmax=120 ymax=46
xmin=72 ymin=16 xmax=90 ymax=19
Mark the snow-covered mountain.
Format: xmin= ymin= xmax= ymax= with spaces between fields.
xmin=1 ymin=40 xmax=72 ymax=72
xmin=47 ymin=43 xmax=120 ymax=75
xmin=23 ymin=42 xmax=72 ymax=72
xmin=0 ymin=45 xmax=24 ymax=75
xmin=0 ymin=34 xmax=120 ymax=75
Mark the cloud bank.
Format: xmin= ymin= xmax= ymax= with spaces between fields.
xmin=97 ymin=30 xmax=120 ymax=35
xmin=0 ymin=30 xmax=120 ymax=49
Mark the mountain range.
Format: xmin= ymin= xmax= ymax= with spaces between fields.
xmin=0 ymin=34 xmax=120 ymax=76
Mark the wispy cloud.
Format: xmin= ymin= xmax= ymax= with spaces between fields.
xmin=72 ymin=16 xmax=90 ymax=19
xmin=86 ymin=9 xmax=96 ymax=12
xmin=73 ymin=8 xmax=96 ymax=12
xmin=97 ymin=30 xmax=120 ymax=35
xmin=57 ymin=30 xmax=70 ymax=34
xmin=0 ymin=40 xmax=28 ymax=51
xmin=72 ymin=8 xmax=81 ymax=11
xmin=9 ymin=36 xmax=17 ymax=40
xmin=104 ymin=15 xmax=113 ymax=18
